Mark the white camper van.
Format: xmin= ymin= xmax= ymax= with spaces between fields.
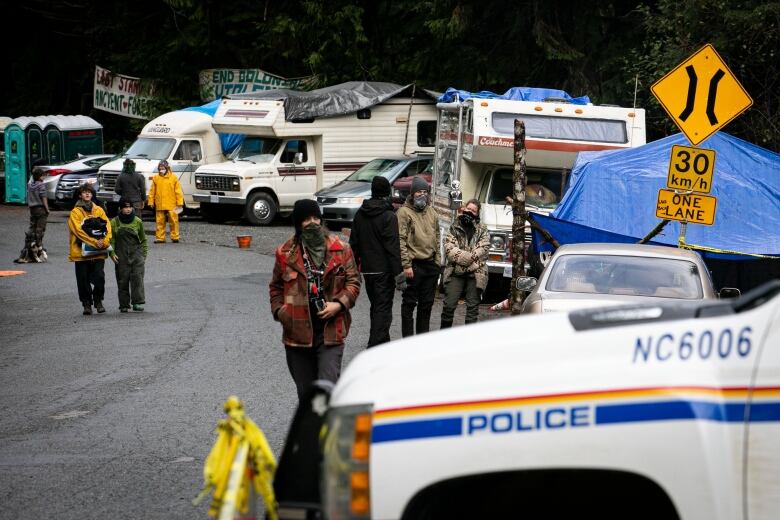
xmin=192 ymin=82 xmax=438 ymax=225
xmin=97 ymin=110 xmax=227 ymax=212
xmin=432 ymin=90 xmax=646 ymax=281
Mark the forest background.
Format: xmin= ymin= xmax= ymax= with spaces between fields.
xmin=3 ymin=0 xmax=779 ymax=152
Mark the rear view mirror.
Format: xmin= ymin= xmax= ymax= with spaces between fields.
xmin=293 ymin=152 xmax=303 ymax=165
xmin=719 ymin=287 xmax=741 ymax=299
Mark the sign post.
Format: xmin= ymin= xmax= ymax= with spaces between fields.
xmin=650 ymin=44 xmax=752 ymax=246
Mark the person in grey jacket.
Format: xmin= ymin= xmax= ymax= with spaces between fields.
xmin=114 ymin=158 xmax=146 ymax=211
xmin=396 ymin=175 xmax=440 ymax=337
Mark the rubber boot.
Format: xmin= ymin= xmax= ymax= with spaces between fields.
xmin=440 ymin=319 xmax=453 ymax=329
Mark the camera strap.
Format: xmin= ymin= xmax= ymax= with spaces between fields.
xmin=301 ymin=246 xmax=324 ymax=301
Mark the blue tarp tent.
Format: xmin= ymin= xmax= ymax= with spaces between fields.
xmin=180 ymin=99 xmax=244 ymax=154
xmin=438 ymin=87 xmax=590 ymax=105
xmin=534 ymin=132 xmax=780 ymax=259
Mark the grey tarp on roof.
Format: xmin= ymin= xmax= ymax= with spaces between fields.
xmin=227 ymin=81 xmax=437 ymax=121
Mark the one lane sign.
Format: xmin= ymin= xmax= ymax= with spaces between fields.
xmin=656 ymin=189 xmax=717 ymax=226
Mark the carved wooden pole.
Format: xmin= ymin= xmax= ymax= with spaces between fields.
xmin=511 ymin=119 xmax=527 ymax=315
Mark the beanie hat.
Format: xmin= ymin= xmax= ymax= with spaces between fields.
xmin=292 ymin=199 xmax=322 ymax=234
xmin=411 ymin=175 xmax=430 ymax=194
xmin=119 ymin=198 xmax=133 ymax=208
xmin=371 ymin=176 xmax=391 ymax=198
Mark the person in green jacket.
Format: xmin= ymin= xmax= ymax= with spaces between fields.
xmin=110 ymin=199 xmax=148 ymax=312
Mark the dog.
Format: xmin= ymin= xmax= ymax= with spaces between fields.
xmin=14 ymin=232 xmax=48 ymax=264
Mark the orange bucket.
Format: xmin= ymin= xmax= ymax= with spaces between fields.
xmin=237 ymin=235 xmax=252 ymax=248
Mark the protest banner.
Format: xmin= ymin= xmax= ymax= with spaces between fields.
xmin=93 ymin=65 xmax=157 ymax=119
xmin=199 ymin=69 xmax=318 ymax=101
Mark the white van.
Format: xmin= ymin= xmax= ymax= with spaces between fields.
xmin=97 ymin=110 xmax=226 ymax=212
xmin=192 ymin=82 xmax=438 ymax=225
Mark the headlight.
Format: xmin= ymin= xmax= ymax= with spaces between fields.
xmin=337 ymin=197 xmax=364 ymax=205
xmin=322 ymin=404 xmax=373 ymax=519
xmin=232 ymin=178 xmax=240 ymax=187
xmin=489 ymin=233 xmax=506 ymax=251
xmin=195 ymin=178 xmax=202 ymax=187
xmin=393 ymin=189 xmax=401 ymax=198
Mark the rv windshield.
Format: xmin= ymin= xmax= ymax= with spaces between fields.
xmin=125 ymin=138 xmax=176 ymax=160
xmin=230 ymin=137 xmax=282 ymax=163
xmin=486 ymin=168 xmax=562 ymax=209
xmin=345 ymin=159 xmax=404 ymax=182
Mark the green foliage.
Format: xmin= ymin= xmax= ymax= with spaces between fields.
xmin=2 ymin=0 xmax=778 ymax=151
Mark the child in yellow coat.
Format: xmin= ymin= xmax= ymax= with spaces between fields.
xmin=148 ymin=160 xmax=184 ymax=243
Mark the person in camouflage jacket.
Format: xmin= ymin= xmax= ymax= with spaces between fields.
xmin=441 ymin=199 xmax=490 ymax=328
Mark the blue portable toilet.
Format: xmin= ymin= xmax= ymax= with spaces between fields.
xmin=3 ymin=115 xmax=102 ymax=203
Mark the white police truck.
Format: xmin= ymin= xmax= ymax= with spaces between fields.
xmin=273 ymin=281 xmax=780 ymax=520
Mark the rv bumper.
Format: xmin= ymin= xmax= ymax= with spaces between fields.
xmin=192 ymin=193 xmax=246 ymax=205
xmin=487 ymin=260 xmax=512 ymax=277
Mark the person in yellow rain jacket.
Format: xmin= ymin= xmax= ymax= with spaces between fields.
xmin=148 ymin=160 xmax=184 ymax=243
xmin=68 ymin=184 xmax=112 ymax=315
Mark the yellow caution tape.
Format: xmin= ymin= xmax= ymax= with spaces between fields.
xmin=194 ymin=396 xmax=278 ymax=520
xmin=679 ymin=238 xmax=780 ymax=259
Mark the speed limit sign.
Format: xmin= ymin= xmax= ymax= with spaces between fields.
xmin=666 ymin=145 xmax=716 ymax=194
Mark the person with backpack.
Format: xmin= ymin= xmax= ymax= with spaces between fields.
xmin=109 ymin=198 xmax=148 ymax=312
xmin=68 ymin=184 xmax=112 ymax=315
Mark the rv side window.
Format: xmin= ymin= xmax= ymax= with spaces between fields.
xmin=173 ymin=140 xmax=202 ymax=162
xmin=281 ymin=140 xmax=307 ymax=163
xmin=491 ymin=113 xmax=628 ymax=144
xmin=417 ymin=121 xmax=436 ymax=147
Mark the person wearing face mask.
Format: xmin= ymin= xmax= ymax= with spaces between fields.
xmin=148 ymin=160 xmax=184 ymax=243
xmin=109 ymin=199 xmax=148 ymax=313
xmin=440 ymin=199 xmax=490 ymax=328
xmin=396 ymin=175 xmax=441 ymax=337
xmin=349 ymin=175 xmax=402 ymax=347
xmin=68 ymin=184 xmax=112 ymax=315
xmin=269 ymin=199 xmax=361 ymax=402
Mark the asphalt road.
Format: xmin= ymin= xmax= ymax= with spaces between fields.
xmin=0 ymin=205 xmax=503 ymax=519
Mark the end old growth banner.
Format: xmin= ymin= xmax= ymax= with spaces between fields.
xmin=94 ymin=66 xmax=157 ymax=119
xmin=199 ymin=69 xmax=318 ymax=101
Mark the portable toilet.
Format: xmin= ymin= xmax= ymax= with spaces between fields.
xmin=3 ymin=115 xmax=102 ymax=203
xmin=43 ymin=115 xmax=103 ymax=164
xmin=0 ymin=116 xmax=12 ymax=200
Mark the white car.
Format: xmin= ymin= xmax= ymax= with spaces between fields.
xmin=273 ymin=281 xmax=780 ymax=520
xmin=520 ymin=243 xmax=740 ymax=314
xmin=38 ymin=154 xmax=114 ymax=204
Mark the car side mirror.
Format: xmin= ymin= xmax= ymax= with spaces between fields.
xmin=448 ymin=180 xmax=462 ymax=210
xmin=719 ymin=287 xmax=741 ymax=299
xmin=515 ymin=276 xmax=538 ymax=291
xmin=191 ymin=152 xmax=201 ymax=162
xmin=293 ymin=152 xmax=303 ymax=165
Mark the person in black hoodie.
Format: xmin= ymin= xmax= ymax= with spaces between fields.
xmin=349 ymin=176 xmax=403 ymax=347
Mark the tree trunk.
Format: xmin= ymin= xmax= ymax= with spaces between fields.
xmin=511 ymin=119 xmax=527 ymax=315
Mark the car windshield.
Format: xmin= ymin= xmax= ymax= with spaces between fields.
xmin=345 ymin=159 xmax=404 ymax=182
xmin=125 ymin=138 xmax=175 ymax=160
xmin=229 ymin=137 xmax=282 ymax=163
xmin=545 ymin=254 xmax=703 ymax=299
xmin=487 ymin=168 xmax=562 ymax=208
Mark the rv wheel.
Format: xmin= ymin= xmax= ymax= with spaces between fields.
xmin=245 ymin=192 xmax=277 ymax=226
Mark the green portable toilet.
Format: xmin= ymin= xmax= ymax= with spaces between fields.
xmin=43 ymin=115 xmax=103 ymax=163
xmin=0 ymin=116 xmax=13 ymax=200
xmin=3 ymin=117 xmax=45 ymax=204
xmin=3 ymin=115 xmax=103 ymax=203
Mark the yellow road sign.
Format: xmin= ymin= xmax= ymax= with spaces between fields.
xmin=651 ymin=44 xmax=752 ymax=146
xmin=656 ymin=189 xmax=717 ymax=225
xmin=667 ymin=145 xmax=716 ymax=193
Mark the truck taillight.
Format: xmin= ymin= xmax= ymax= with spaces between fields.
xmin=323 ymin=405 xmax=373 ymax=519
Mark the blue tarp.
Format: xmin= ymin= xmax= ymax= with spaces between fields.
xmin=537 ymin=132 xmax=780 ymax=259
xmin=438 ymin=87 xmax=590 ymax=105
xmin=180 ymin=100 xmax=244 ymax=155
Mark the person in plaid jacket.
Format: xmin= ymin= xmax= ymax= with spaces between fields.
xmin=269 ymin=199 xmax=361 ymax=401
